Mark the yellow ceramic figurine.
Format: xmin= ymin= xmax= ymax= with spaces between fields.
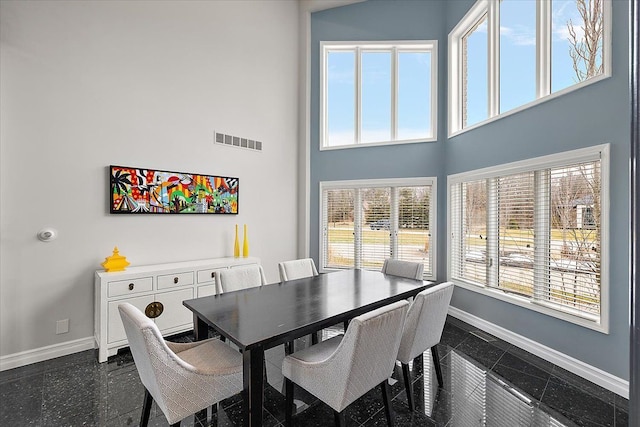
xmin=101 ymin=247 xmax=130 ymax=272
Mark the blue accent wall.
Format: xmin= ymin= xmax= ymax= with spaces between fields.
xmin=311 ymin=0 xmax=630 ymax=379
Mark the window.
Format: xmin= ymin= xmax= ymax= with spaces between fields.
xmin=320 ymin=178 xmax=436 ymax=280
xmin=449 ymin=0 xmax=611 ymax=135
xmin=448 ymin=145 xmax=609 ymax=331
xmin=321 ymin=41 xmax=437 ymax=149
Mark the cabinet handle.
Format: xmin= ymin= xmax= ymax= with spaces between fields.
xmin=128 ymin=283 xmax=134 ymax=291
xmin=211 ymin=272 xmax=216 ymax=278
xmin=174 ymin=277 xmax=179 ymax=284
xmin=145 ymin=301 xmax=164 ymax=319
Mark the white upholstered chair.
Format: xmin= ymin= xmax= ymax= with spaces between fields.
xmin=396 ymin=282 xmax=454 ymax=411
xmin=381 ymin=258 xmax=424 ymax=280
xmin=282 ymin=300 xmax=409 ymax=427
xmin=278 ymin=258 xmax=319 ymax=282
xmin=118 ymin=303 xmax=243 ymax=427
xmin=217 ymin=264 xmax=267 ymax=294
xmin=278 ymin=258 xmax=321 ymax=350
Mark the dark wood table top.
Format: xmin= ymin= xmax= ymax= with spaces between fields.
xmin=183 ymin=268 xmax=432 ymax=351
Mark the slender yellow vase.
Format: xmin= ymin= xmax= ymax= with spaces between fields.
xmin=242 ymin=224 xmax=249 ymax=257
xmin=234 ymin=224 xmax=240 ymax=258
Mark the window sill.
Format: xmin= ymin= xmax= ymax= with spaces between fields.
xmin=451 ymin=278 xmax=607 ymax=334
xmin=448 ymin=73 xmax=611 ymax=139
xmin=320 ymin=137 xmax=437 ymax=152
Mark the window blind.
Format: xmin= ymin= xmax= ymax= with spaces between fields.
xmin=322 ymin=189 xmax=355 ymax=270
xmin=321 ymin=179 xmax=435 ymax=279
xmin=536 ymin=161 xmax=601 ymax=315
xmin=449 ymin=149 xmax=604 ymax=323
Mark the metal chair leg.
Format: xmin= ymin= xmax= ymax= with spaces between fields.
xmin=140 ymin=388 xmax=153 ymax=427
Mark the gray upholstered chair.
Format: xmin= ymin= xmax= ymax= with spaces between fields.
xmin=381 ymin=258 xmax=424 ymax=280
xmin=396 ymin=281 xmax=454 ymax=411
xmin=278 ymin=258 xmax=319 ymax=282
xmin=282 ymin=300 xmax=409 ymax=427
xmin=118 ymin=303 xmax=242 ymax=427
xmin=217 ymin=264 xmax=267 ymax=294
xmin=278 ymin=258 xmax=321 ymax=350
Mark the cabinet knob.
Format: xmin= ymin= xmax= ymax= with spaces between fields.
xmin=174 ymin=277 xmax=179 ymax=284
xmin=128 ymin=283 xmax=134 ymax=291
xmin=211 ymin=272 xmax=216 ymax=278
xmin=145 ymin=301 xmax=164 ymax=319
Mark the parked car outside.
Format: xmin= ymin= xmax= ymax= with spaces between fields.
xmin=370 ymin=219 xmax=391 ymax=230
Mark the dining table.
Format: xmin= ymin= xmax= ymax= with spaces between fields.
xmin=182 ymin=268 xmax=433 ymax=427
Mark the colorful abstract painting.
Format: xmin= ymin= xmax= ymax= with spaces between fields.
xmin=110 ymin=165 xmax=239 ymax=214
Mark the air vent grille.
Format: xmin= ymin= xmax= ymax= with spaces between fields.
xmin=214 ymin=131 xmax=262 ymax=152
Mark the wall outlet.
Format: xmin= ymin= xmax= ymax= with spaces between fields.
xmin=56 ymin=318 xmax=69 ymax=334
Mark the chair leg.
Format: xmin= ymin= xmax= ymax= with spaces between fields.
xmin=140 ymin=388 xmax=153 ymax=427
xmin=431 ymin=346 xmax=444 ymax=388
xmin=334 ymin=410 xmax=346 ymax=427
xmin=285 ymin=341 xmax=294 ymax=355
xmin=380 ymin=380 xmax=394 ymax=427
xmin=285 ymin=378 xmax=294 ymax=427
xmin=311 ymin=331 xmax=320 ymax=345
xmin=402 ymin=363 xmax=415 ymax=412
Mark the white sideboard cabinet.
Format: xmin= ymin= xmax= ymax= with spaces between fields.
xmin=95 ymin=256 xmax=260 ymax=362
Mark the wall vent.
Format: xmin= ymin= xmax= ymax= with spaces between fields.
xmin=214 ymin=131 xmax=262 ymax=152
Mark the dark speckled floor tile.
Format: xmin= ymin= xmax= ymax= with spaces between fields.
xmin=453 ymin=333 xmax=507 ymax=369
xmin=541 ymin=375 xmax=616 ymax=427
xmin=0 ymin=373 xmax=44 ymax=426
xmin=490 ymin=350 xmax=552 ymax=400
xmin=363 ymin=398 xmax=438 ymax=426
xmin=0 ymin=319 xmax=628 ymax=427
xmin=550 ymin=365 xmax=618 ymax=407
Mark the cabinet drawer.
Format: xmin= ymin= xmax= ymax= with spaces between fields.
xmin=197 ymin=268 xmax=225 ymax=284
xmin=157 ymin=272 xmax=194 ymax=290
xmin=108 ymin=277 xmax=153 ymax=298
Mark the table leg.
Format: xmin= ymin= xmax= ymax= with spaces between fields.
xmin=193 ymin=314 xmax=208 ymax=342
xmin=242 ymin=346 xmax=264 ymax=427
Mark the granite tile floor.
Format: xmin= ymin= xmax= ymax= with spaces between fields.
xmin=0 ymin=316 xmax=629 ymax=426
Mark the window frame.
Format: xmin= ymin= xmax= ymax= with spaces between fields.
xmin=319 ymin=177 xmax=437 ymax=280
xmin=447 ymin=144 xmax=610 ymax=332
xmin=448 ymin=0 xmax=612 ymax=137
xmin=320 ymin=41 xmax=438 ymax=150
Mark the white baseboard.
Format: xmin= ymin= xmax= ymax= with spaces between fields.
xmin=0 ymin=337 xmax=95 ymax=372
xmin=447 ymin=306 xmax=629 ymax=399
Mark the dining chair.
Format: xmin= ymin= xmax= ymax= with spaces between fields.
xmin=396 ymin=281 xmax=454 ymax=411
xmin=118 ymin=303 xmax=243 ymax=427
xmin=278 ymin=258 xmax=320 ymax=351
xmin=217 ymin=264 xmax=267 ymax=294
xmin=278 ymin=258 xmax=319 ymax=282
xmin=381 ymin=258 xmax=424 ymax=280
xmin=282 ymin=300 xmax=409 ymax=427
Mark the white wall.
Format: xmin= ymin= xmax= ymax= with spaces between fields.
xmin=0 ymin=0 xmax=300 ymax=358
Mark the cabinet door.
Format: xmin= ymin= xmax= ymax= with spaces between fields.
xmin=197 ymin=284 xmax=217 ymax=297
xmin=107 ymin=295 xmax=154 ymax=344
xmin=154 ymin=288 xmax=194 ymax=332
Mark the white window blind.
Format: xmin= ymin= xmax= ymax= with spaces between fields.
xmin=448 ymin=145 xmax=607 ymax=329
xmin=322 ymin=189 xmax=355 ymax=269
xmin=320 ymin=178 xmax=436 ymax=280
